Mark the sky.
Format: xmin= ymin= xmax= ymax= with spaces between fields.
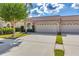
xmin=29 ymin=3 xmax=79 ymax=17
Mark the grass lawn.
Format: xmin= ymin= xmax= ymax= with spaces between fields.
xmin=54 ymin=49 xmax=64 ymax=56
xmin=56 ymin=33 xmax=63 ymax=44
xmin=0 ymin=32 xmax=28 ymax=39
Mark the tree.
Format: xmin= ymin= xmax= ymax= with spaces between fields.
xmin=0 ymin=3 xmax=28 ymax=37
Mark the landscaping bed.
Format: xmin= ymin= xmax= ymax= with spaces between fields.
xmin=54 ymin=32 xmax=64 ymax=56
xmin=0 ymin=32 xmax=28 ymax=39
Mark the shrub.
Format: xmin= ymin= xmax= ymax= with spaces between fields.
xmin=54 ymin=49 xmax=64 ymax=56
xmin=56 ymin=32 xmax=63 ymax=44
xmin=0 ymin=27 xmax=14 ymax=34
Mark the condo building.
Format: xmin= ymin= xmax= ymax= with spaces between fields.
xmin=26 ymin=15 xmax=79 ymax=33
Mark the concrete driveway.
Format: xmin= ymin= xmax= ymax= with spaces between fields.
xmin=1 ymin=33 xmax=56 ymax=56
xmin=62 ymin=34 xmax=79 ymax=56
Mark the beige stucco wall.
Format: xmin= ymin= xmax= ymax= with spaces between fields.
xmin=28 ymin=15 xmax=79 ymax=33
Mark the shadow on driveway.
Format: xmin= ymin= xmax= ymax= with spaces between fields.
xmin=27 ymin=32 xmax=57 ymax=36
xmin=0 ymin=39 xmax=22 ymax=55
xmin=62 ymin=32 xmax=79 ymax=37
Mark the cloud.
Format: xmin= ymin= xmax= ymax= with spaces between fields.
xmin=30 ymin=7 xmax=43 ymax=17
xmin=72 ymin=3 xmax=79 ymax=9
xmin=30 ymin=3 xmax=64 ymax=17
xmin=50 ymin=4 xmax=64 ymax=14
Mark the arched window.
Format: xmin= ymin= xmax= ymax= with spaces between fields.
xmin=7 ymin=24 xmax=10 ymax=27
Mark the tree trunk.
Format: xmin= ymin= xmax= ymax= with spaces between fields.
xmin=12 ymin=22 xmax=15 ymax=38
xmin=11 ymin=19 xmax=16 ymax=38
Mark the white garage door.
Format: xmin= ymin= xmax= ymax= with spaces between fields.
xmin=61 ymin=24 xmax=79 ymax=33
xmin=35 ymin=24 xmax=59 ymax=33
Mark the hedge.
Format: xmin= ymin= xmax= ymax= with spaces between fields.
xmin=0 ymin=27 xmax=14 ymax=34
xmin=56 ymin=32 xmax=63 ymax=44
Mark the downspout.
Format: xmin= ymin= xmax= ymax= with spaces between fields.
xmin=59 ymin=17 xmax=61 ymax=33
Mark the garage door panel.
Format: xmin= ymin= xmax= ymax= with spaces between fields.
xmin=61 ymin=25 xmax=79 ymax=33
xmin=35 ymin=24 xmax=58 ymax=33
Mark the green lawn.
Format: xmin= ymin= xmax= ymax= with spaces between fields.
xmin=56 ymin=33 xmax=63 ymax=44
xmin=0 ymin=32 xmax=28 ymax=39
xmin=54 ymin=49 xmax=64 ymax=56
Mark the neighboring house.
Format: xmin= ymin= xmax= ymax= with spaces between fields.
xmin=0 ymin=20 xmax=25 ymax=28
xmin=0 ymin=20 xmax=6 ymax=28
xmin=26 ymin=15 xmax=79 ymax=33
